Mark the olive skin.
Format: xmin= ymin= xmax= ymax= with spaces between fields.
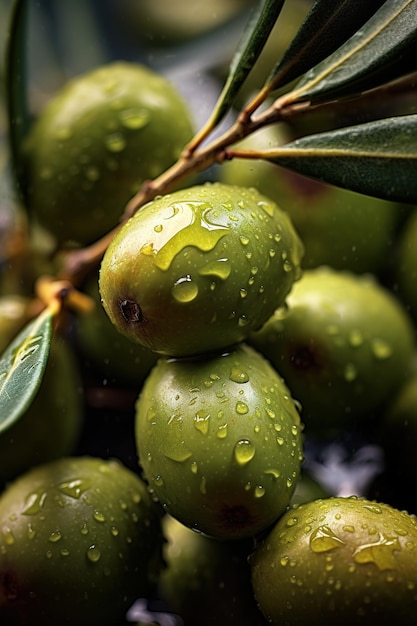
xmin=249 ymin=267 xmax=415 ymax=436
xmin=0 ymin=456 xmax=164 ymax=626
xmin=135 ymin=343 xmax=303 ymax=540
xmin=24 ymin=62 xmax=195 ymax=245
xmin=250 ymin=496 xmax=417 ymax=626
xmin=159 ymin=514 xmax=268 ymax=626
xmin=99 ymin=182 xmax=304 ymax=357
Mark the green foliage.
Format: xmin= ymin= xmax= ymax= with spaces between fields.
xmin=0 ymin=307 xmax=54 ymax=433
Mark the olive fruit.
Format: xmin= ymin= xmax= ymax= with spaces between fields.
xmin=76 ymin=275 xmax=158 ymax=386
xmin=219 ymin=125 xmax=401 ymax=274
xmin=135 ymin=343 xmax=303 ymax=540
xmin=250 ymin=496 xmax=417 ymax=625
xmin=0 ymin=337 xmax=84 ymax=486
xmin=24 ymin=61 xmax=195 ymax=245
xmin=0 ymin=456 xmax=164 ymax=625
xmin=159 ymin=514 xmax=268 ymax=626
xmin=249 ymin=267 xmax=415 ymax=436
xmin=99 ymin=182 xmax=304 ymax=357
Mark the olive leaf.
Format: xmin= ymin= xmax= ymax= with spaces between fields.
xmin=264 ymin=0 xmax=387 ymax=92
xmin=288 ymin=0 xmax=417 ymax=104
xmin=248 ymin=114 xmax=417 ymax=203
xmin=187 ymin=0 xmax=285 ymax=150
xmin=0 ymin=306 xmax=54 ymax=433
xmin=4 ymin=0 xmax=30 ymax=203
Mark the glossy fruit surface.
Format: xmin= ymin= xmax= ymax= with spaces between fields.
xmin=135 ymin=343 xmax=303 ymax=539
xmin=250 ymin=496 xmax=417 ymax=625
xmin=249 ymin=267 xmax=415 ymax=435
xmin=99 ymin=182 xmax=304 ymax=357
xmin=76 ymin=275 xmax=158 ymax=386
xmin=159 ymin=514 xmax=268 ymax=626
xmin=219 ymin=126 xmax=401 ymax=273
xmin=0 ymin=456 xmax=164 ymax=625
xmin=24 ymin=61 xmax=195 ymax=245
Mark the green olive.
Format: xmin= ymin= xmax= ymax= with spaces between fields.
xmin=99 ymin=182 xmax=303 ymax=357
xmin=0 ymin=456 xmax=164 ymax=625
xmin=249 ymin=266 xmax=415 ymax=436
xmin=24 ymin=61 xmax=195 ymax=245
xmin=250 ymin=496 xmax=417 ymax=625
xmin=135 ymin=343 xmax=303 ymax=540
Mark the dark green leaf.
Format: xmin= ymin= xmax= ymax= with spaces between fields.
xmin=4 ymin=0 xmax=30 ymax=203
xmin=209 ymin=0 xmax=286 ymax=128
xmin=289 ymin=0 xmax=417 ymax=104
xmin=258 ymin=114 xmax=417 ymax=203
xmin=266 ymin=0 xmax=387 ymax=91
xmin=0 ymin=307 xmax=54 ymax=433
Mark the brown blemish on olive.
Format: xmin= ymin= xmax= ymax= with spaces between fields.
xmin=120 ymin=298 xmax=143 ymax=324
xmin=288 ymin=341 xmax=327 ymax=375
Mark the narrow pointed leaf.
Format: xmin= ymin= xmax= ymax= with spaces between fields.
xmin=266 ymin=0 xmax=387 ymax=91
xmin=289 ymin=0 xmax=417 ymax=104
xmin=209 ymin=0 xmax=285 ymax=128
xmin=257 ymin=114 xmax=417 ymax=203
xmin=4 ymin=0 xmax=30 ymax=202
xmin=0 ymin=307 xmax=54 ymax=433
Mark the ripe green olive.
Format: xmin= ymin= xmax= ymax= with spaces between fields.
xmin=0 ymin=456 xmax=164 ymax=625
xmin=99 ymin=182 xmax=304 ymax=357
xmin=135 ymin=343 xmax=303 ymax=540
xmin=249 ymin=266 xmax=415 ymax=436
xmin=24 ymin=61 xmax=195 ymax=245
xmin=250 ymin=496 xmax=417 ymax=625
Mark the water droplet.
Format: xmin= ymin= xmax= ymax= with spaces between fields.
xmin=154 ymin=476 xmax=164 ymax=487
xmin=154 ymin=224 xmax=163 ymax=233
xmin=229 ymin=366 xmax=249 ymax=383
xmin=234 ymin=439 xmax=256 ymax=465
xmin=372 ymin=339 xmax=392 ymax=359
xmin=283 ymin=259 xmax=293 ymax=273
xmin=22 ymin=490 xmax=48 ymax=515
xmin=58 ymin=479 xmax=90 ymax=499
xmin=154 ymin=202 xmax=229 ymax=271
xmin=344 ymin=363 xmax=357 ymax=382
xmin=111 ymin=526 xmax=119 ymax=537
xmin=191 ymin=461 xmax=198 ymax=474
xmin=85 ymin=166 xmax=100 ymax=182
xmin=140 ymin=242 xmax=155 ymax=256
xmin=240 ymin=288 xmax=248 ymax=299
xmin=235 ymin=401 xmax=249 ymax=415
xmin=87 ymin=545 xmax=101 ymax=563
xmin=119 ymin=108 xmax=150 ymax=129
xmin=60 ymin=548 xmax=70 ymax=557
xmin=238 ymin=315 xmax=249 ymax=327
xmin=2 ymin=528 xmax=15 ymax=545
xmin=194 ymin=410 xmax=210 ymax=435
xmin=163 ymin=448 xmax=193 ymax=463
xmin=172 ymin=275 xmax=199 ymax=303
xmin=80 ymin=523 xmax=89 ymax=536
xmin=105 ymin=133 xmax=126 ymax=152
xmin=264 ymin=468 xmax=281 ymax=479
xmin=27 ymin=523 xmax=36 ymax=540
xmin=239 ymin=235 xmax=250 ymax=246
xmin=48 ymin=531 xmax=62 ymax=543
xmin=277 ymin=437 xmax=285 ymax=446
xmin=353 ymin=533 xmax=401 ymax=570
xmin=216 ymin=424 xmax=228 ymax=439
xmin=348 ymin=330 xmax=363 ymax=347
xmin=280 ymin=556 xmax=289 ymax=566
xmin=254 ymin=485 xmax=265 ymax=498
xmin=200 ymin=477 xmax=207 ymax=494
xmin=93 ymin=511 xmax=106 ymax=523
xmin=310 ymin=526 xmax=345 ymax=553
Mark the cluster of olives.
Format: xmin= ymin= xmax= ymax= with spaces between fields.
xmin=1 ymin=47 xmax=417 ymax=626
